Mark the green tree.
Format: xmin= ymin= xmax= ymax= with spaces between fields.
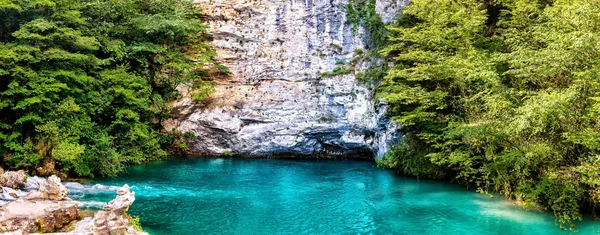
xmin=0 ymin=0 xmax=216 ymax=177
xmin=379 ymin=0 xmax=600 ymax=230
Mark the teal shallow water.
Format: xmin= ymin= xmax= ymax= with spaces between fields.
xmin=69 ymin=158 xmax=600 ymax=235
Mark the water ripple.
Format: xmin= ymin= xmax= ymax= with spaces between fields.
xmin=69 ymin=158 xmax=600 ymax=235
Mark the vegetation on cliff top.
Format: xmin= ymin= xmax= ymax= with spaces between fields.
xmin=0 ymin=0 xmax=216 ymax=177
xmin=345 ymin=0 xmax=387 ymax=52
xmin=378 ymin=0 xmax=600 ymax=230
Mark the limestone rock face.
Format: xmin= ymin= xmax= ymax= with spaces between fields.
xmin=166 ymin=0 xmax=404 ymax=159
xmin=0 ymin=171 xmax=26 ymax=189
xmin=26 ymin=175 xmax=68 ymax=201
xmin=375 ymin=0 xmax=409 ymax=23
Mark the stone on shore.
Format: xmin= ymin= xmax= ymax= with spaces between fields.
xmin=0 ymin=176 xmax=147 ymax=235
xmin=26 ymin=176 xmax=68 ymax=201
xmin=0 ymin=200 xmax=79 ymax=233
xmin=0 ymin=171 xmax=27 ymax=189
xmin=84 ymin=184 xmax=147 ymax=235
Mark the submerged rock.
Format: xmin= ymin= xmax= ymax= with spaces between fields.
xmin=0 ymin=170 xmax=27 ymax=189
xmin=0 ymin=186 xmax=27 ymax=204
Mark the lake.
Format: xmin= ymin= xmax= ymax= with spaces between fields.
xmin=67 ymin=158 xmax=600 ymax=234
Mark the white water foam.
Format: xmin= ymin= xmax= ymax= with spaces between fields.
xmin=0 ymin=176 xmax=46 ymax=205
xmin=64 ymin=182 xmax=120 ymax=194
xmin=0 ymin=175 xmax=121 ymax=210
xmin=76 ymin=200 xmax=107 ymax=209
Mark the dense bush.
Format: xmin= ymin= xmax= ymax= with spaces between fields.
xmin=0 ymin=0 xmax=216 ymax=177
xmin=378 ymin=0 xmax=600 ymax=230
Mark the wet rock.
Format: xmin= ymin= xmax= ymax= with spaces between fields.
xmin=0 ymin=200 xmax=79 ymax=233
xmin=0 ymin=187 xmax=28 ymax=204
xmin=26 ymin=175 xmax=68 ymax=201
xmin=0 ymin=170 xmax=26 ymax=189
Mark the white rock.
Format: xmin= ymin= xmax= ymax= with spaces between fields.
xmin=167 ymin=0 xmax=404 ymax=159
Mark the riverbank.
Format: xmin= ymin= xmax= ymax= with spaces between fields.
xmin=0 ymin=170 xmax=147 ymax=234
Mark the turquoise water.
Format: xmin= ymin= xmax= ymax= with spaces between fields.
xmin=68 ymin=158 xmax=600 ymax=235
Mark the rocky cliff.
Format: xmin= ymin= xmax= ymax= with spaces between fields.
xmin=165 ymin=0 xmax=407 ymax=159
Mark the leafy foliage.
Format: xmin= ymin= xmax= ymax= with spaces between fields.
xmin=321 ymin=67 xmax=355 ymax=77
xmin=0 ymin=0 xmax=216 ymax=177
xmin=379 ymin=0 xmax=600 ymax=230
xmin=345 ymin=0 xmax=387 ymax=51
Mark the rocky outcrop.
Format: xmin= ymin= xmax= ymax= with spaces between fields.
xmin=78 ymin=185 xmax=147 ymax=235
xmin=166 ymin=0 xmax=404 ymax=159
xmin=26 ymin=175 xmax=68 ymax=201
xmin=0 ymin=174 xmax=78 ymax=233
xmin=0 ymin=170 xmax=27 ymax=189
xmin=0 ymin=200 xmax=79 ymax=233
xmin=0 ymin=175 xmax=147 ymax=235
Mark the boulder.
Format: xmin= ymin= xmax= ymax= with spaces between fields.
xmin=27 ymin=175 xmax=68 ymax=201
xmin=105 ymin=184 xmax=135 ymax=215
xmin=86 ymin=184 xmax=146 ymax=235
xmin=0 ymin=200 xmax=79 ymax=233
xmin=0 ymin=170 xmax=26 ymax=189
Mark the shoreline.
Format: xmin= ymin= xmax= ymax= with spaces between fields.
xmin=0 ymin=171 xmax=147 ymax=234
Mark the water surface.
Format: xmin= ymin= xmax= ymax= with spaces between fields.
xmin=69 ymin=158 xmax=600 ymax=234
